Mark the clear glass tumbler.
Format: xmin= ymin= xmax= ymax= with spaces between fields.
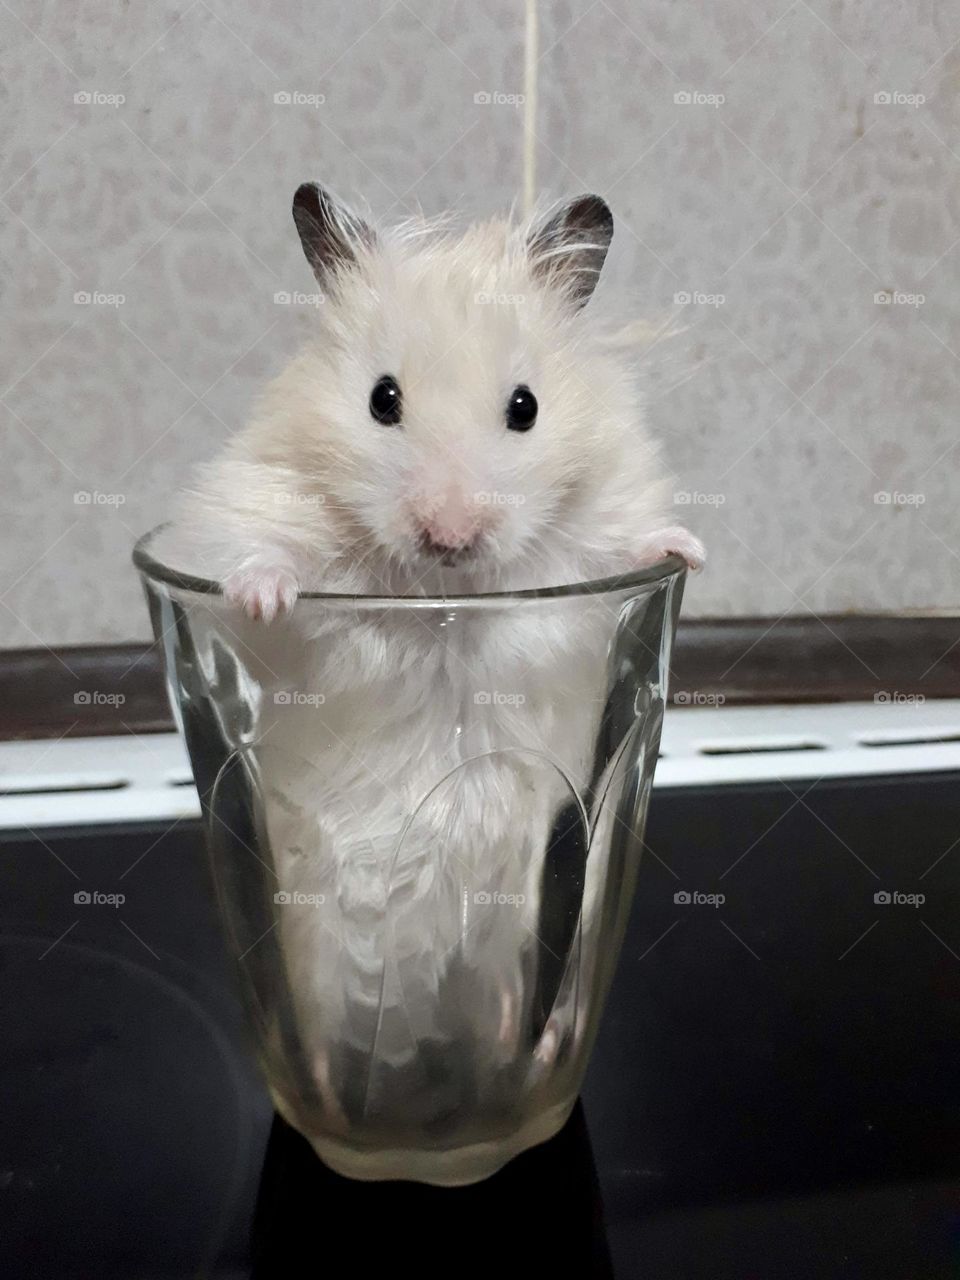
xmin=134 ymin=529 xmax=686 ymax=1185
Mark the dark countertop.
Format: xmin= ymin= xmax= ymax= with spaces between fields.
xmin=3 ymin=770 xmax=960 ymax=1278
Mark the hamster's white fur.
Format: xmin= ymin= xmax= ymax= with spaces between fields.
xmin=162 ymin=191 xmax=702 ymax=1125
xmin=166 ymin=195 xmax=701 ymax=604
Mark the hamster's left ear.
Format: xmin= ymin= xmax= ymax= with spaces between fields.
xmin=527 ymin=195 xmax=613 ymax=307
xmin=292 ymin=183 xmax=375 ymax=289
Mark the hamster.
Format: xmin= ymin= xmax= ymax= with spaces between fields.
xmin=163 ymin=186 xmax=704 ymax=1135
xmin=166 ymin=185 xmax=702 ymax=608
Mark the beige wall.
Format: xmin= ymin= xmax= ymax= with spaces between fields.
xmin=2 ymin=0 xmax=958 ymax=645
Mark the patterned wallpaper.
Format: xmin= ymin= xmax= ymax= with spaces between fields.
xmin=2 ymin=0 xmax=959 ymax=645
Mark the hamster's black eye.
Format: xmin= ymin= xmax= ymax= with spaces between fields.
xmin=506 ymin=384 xmax=537 ymax=432
xmin=369 ymin=374 xmax=402 ymax=426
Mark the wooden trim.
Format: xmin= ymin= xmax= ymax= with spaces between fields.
xmin=0 ymin=644 xmax=172 ymax=741
xmin=1 ymin=615 xmax=958 ymax=740
xmin=669 ymin=615 xmax=960 ymax=706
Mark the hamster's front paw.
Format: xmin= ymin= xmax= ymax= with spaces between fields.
xmin=634 ymin=526 xmax=705 ymax=573
xmin=223 ymin=561 xmax=300 ymax=622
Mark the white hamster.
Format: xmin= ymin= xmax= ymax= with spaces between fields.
xmin=167 ymin=184 xmax=702 ymax=609
xmin=163 ymin=186 xmax=704 ymax=1129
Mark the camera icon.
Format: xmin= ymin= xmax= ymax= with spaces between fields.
xmin=74 ymin=691 xmax=91 ymax=704
xmin=674 ymin=91 xmax=692 ymax=105
xmin=273 ymin=891 xmax=292 ymax=904
xmin=874 ymin=491 xmax=891 ymax=505
xmin=874 ymin=290 xmax=892 ymax=304
xmin=674 ymin=890 xmax=691 ymax=904
xmin=673 ymin=291 xmax=691 ymax=305
xmin=474 ymin=91 xmax=491 ymax=105
xmin=274 ymin=691 xmax=292 ymax=704
xmin=274 ymin=291 xmax=291 ymax=304
xmin=74 ymin=291 xmax=91 ymax=305
xmin=673 ymin=491 xmax=691 ymax=505
xmin=874 ymin=91 xmax=892 ymax=105
xmin=474 ymin=691 xmax=491 ymax=705
xmin=874 ymin=890 xmax=891 ymax=904
xmin=74 ymin=890 xmax=91 ymax=904
xmin=474 ymin=891 xmax=492 ymax=905
xmin=273 ymin=91 xmax=292 ymax=105
xmin=674 ymin=691 xmax=690 ymax=704
xmin=74 ymin=91 xmax=92 ymax=105
xmin=874 ymin=691 xmax=891 ymax=704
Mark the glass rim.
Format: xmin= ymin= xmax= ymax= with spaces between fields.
xmin=133 ymin=525 xmax=685 ymax=607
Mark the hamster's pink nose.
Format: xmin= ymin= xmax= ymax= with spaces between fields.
xmin=417 ymin=522 xmax=479 ymax=557
xmin=415 ymin=492 xmax=482 ymax=557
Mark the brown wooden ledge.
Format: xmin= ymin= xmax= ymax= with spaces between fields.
xmin=1 ymin=615 xmax=958 ymax=741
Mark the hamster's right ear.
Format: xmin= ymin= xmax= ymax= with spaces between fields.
xmin=527 ymin=195 xmax=613 ymax=308
xmin=292 ymin=183 xmax=374 ymax=288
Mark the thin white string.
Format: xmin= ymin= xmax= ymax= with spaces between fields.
xmin=523 ymin=0 xmax=539 ymax=219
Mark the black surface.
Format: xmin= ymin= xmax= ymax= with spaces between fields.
xmin=0 ymin=821 xmax=270 ymax=1278
xmin=3 ymin=771 xmax=960 ymax=1278
xmin=251 ymin=1105 xmax=613 ymax=1279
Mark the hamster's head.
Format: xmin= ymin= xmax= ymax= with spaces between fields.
xmin=273 ymin=184 xmax=649 ymax=589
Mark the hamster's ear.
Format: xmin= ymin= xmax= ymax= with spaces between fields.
xmin=292 ymin=183 xmax=374 ymax=288
xmin=527 ymin=195 xmax=613 ymax=307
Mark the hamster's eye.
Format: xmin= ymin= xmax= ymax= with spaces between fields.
xmin=506 ymin=384 xmax=537 ymax=432
xmin=369 ymin=374 xmax=402 ymax=426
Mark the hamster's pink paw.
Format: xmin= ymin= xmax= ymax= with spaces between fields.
xmin=634 ymin=526 xmax=705 ymax=572
xmin=223 ymin=563 xmax=299 ymax=622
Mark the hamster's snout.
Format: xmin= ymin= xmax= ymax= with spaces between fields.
xmin=417 ymin=527 xmax=478 ymax=564
xmin=410 ymin=487 xmax=488 ymax=564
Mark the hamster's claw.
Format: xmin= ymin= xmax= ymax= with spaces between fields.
xmin=498 ymin=987 xmax=517 ymax=1045
xmin=634 ymin=526 xmax=705 ymax=573
xmin=534 ymin=1016 xmax=560 ymax=1067
xmin=223 ymin=563 xmax=300 ymax=622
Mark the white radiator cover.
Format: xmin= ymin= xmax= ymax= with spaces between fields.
xmin=2 ymin=700 xmax=959 ymax=830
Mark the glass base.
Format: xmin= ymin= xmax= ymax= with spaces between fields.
xmin=276 ymin=1096 xmax=575 ymax=1186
